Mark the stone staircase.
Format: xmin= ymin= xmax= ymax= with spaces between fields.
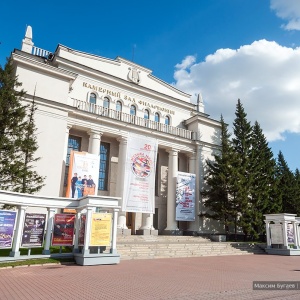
xmin=116 ymin=235 xmax=266 ymax=260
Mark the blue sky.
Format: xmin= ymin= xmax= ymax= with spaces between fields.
xmin=1 ymin=0 xmax=300 ymax=170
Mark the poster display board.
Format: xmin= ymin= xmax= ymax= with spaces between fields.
xmin=175 ymin=172 xmax=196 ymax=221
xmin=52 ymin=214 xmax=75 ymax=246
xmin=66 ymin=151 xmax=100 ymax=199
xmin=78 ymin=214 xmax=86 ymax=246
xmin=122 ymin=133 xmax=158 ymax=213
xmin=270 ymin=223 xmax=284 ymax=244
xmin=90 ymin=213 xmax=112 ymax=247
xmin=21 ymin=213 xmax=46 ymax=247
xmin=0 ymin=210 xmax=17 ymax=248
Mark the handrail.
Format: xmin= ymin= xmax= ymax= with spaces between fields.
xmin=73 ymin=99 xmax=195 ymax=140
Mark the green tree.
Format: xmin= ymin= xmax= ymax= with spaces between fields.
xmin=232 ymin=99 xmax=253 ymax=237
xmin=276 ymin=151 xmax=296 ymax=214
xmin=202 ymin=115 xmax=239 ymax=234
xmin=249 ymin=121 xmax=280 ymax=238
xmin=0 ymin=59 xmax=44 ymax=194
xmin=294 ymin=168 xmax=300 ymax=216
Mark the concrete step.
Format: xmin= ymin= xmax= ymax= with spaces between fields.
xmin=116 ymin=236 xmax=266 ymax=260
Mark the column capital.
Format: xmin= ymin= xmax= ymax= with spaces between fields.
xmin=88 ymin=129 xmax=103 ymax=137
xmin=166 ymin=148 xmax=179 ymax=155
xmin=117 ymin=136 xmax=128 ymax=144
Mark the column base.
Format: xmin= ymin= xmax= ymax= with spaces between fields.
xmin=42 ymin=249 xmax=51 ymax=255
xmin=161 ymin=230 xmax=183 ymax=236
xmin=136 ymin=229 xmax=158 ymax=236
xmin=9 ymin=251 xmax=20 ymax=257
xmin=117 ymin=228 xmax=132 ymax=236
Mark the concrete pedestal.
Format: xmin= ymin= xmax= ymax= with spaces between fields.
xmin=74 ymin=253 xmax=120 ymax=265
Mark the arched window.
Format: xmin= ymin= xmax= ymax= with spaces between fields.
xmin=130 ymin=105 xmax=136 ymax=116
xmin=89 ymin=93 xmax=96 ymax=104
xmin=144 ymin=109 xmax=149 ymax=119
xmin=155 ymin=112 xmax=160 ymax=122
xmin=165 ymin=116 xmax=170 ymax=125
xmin=103 ymin=97 xmax=110 ymax=109
xmin=116 ymin=101 xmax=122 ymax=112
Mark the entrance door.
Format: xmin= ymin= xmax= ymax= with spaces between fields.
xmin=126 ymin=212 xmax=135 ymax=234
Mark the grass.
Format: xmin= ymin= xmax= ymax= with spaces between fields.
xmin=0 ymin=246 xmax=73 ymax=257
xmin=0 ymin=257 xmax=75 ymax=268
xmin=0 ymin=246 xmax=75 ymax=268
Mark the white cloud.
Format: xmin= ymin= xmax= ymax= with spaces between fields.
xmin=175 ymin=55 xmax=196 ymax=69
xmin=271 ymin=0 xmax=300 ymax=30
xmin=174 ymin=40 xmax=300 ymax=142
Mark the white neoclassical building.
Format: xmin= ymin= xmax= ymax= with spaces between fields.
xmin=10 ymin=26 xmax=222 ymax=235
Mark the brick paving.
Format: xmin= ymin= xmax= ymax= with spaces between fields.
xmin=0 ymin=254 xmax=300 ymax=299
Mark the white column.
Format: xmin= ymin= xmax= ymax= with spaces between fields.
xmin=9 ymin=206 xmax=27 ymax=257
xmin=73 ymin=211 xmax=81 ymax=253
xmin=42 ymin=208 xmax=57 ymax=255
xmin=83 ymin=207 xmax=93 ymax=255
xmin=88 ymin=130 xmax=102 ymax=155
xmin=187 ymin=151 xmax=200 ymax=232
xmin=282 ymin=221 xmax=289 ymax=249
xmin=111 ymin=209 xmax=119 ymax=254
xmin=117 ymin=137 xmax=128 ymax=229
xmin=140 ymin=213 xmax=154 ymax=230
xmin=165 ymin=149 xmax=179 ymax=230
xmin=265 ymin=220 xmax=271 ymax=248
xmin=292 ymin=221 xmax=299 ymax=249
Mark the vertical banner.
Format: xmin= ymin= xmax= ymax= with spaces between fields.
xmin=52 ymin=214 xmax=75 ymax=246
xmin=0 ymin=210 xmax=17 ymax=248
xmin=21 ymin=213 xmax=46 ymax=247
xmin=287 ymin=223 xmax=294 ymax=244
xmin=176 ymin=172 xmax=196 ymax=221
xmin=122 ymin=133 xmax=158 ymax=213
xmin=78 ymin=214 xmax=86 ymax=246
xmin=90 ymin=213 xmax=112 ymax=246
xmin=66 ymin=151 xmax=100 ymax=199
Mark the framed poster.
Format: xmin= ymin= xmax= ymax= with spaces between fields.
xmin=90 ymin=213 xmax=112 ymax=247
xmin=52 ymin=214 xmax=75 ymax=246
xmin=21 ymin=213 xmax=46 ymax=247
xmin=78 ymin=214 xmax=86 ymax=246
xmin=0 ymin=210 xmax=17 ymax=248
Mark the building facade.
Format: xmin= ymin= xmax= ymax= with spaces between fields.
xmin=10 ymin=26 xmax=222 ymax=235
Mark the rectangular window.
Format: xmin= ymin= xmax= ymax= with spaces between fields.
xmin=64 ymin=135 xmax=81 ymax=185
xmin=99 ymin=142 xmax=110 ymax=190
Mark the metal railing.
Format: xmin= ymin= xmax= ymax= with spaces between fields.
xmin=73 ymin=99 xmax=194 ymax=140
xmin=32 ymin=46 xmax=50 ymax=58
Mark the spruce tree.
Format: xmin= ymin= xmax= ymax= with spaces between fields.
xmin=202 ymin=115 xmax=239 ymax=234
xmin=14 ymin=94 xmax=45 ymax=193
xmin=231 ymin=99 xmax=253 ymax=237
xmin=294 ymin=169 xmax=300 ymax=216
xmin=276 ymin=151 xmax=296 ymax=214
xmin=0 ymin=59 xmax=44 ymax=194
xmin=249 ymin=121 xmax=280 ymax=238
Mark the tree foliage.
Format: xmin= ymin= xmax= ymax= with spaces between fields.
xmin=202 ymin=99 xmax=292 ymax=240
xmin=0 ymin=59 xmax=44 ymax=195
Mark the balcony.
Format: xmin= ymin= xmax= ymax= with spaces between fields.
xmin=73 ymin=99 xmax=195 ymax=140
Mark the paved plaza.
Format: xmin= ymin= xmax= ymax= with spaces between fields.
xmin=0 ymin=254 xmax=300 ymax=299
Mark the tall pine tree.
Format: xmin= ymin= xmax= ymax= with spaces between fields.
xmin=0 ymin=59 xmax=44 ymax=194
xmin=202 ymin=115 xmax=239 ymax=234
xmin=249 ymin=121 xmax=280 ymax=237
xmin=276 ymin=151 xmax=296 ymax=214
xmin=232 ymin=99 xmax=253 ymax=237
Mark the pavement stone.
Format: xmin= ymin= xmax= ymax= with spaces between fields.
xmin=0 ymin=254 xmax=299 ymax=299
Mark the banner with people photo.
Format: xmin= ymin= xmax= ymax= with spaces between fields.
xmin=0 ymin=210 xmax=17 ymax=248
xmin=175 ymin=171 xmax=196 ymax=221
xmin=122 ymin=133 xmax=158 ymax=213
xmin=21 ymin=213 xmax=46 ymax=247
xmin=66 ymin=151 xmax=100 ymax=199
xmin=52 ymin=214 xmax=75 ymax=246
